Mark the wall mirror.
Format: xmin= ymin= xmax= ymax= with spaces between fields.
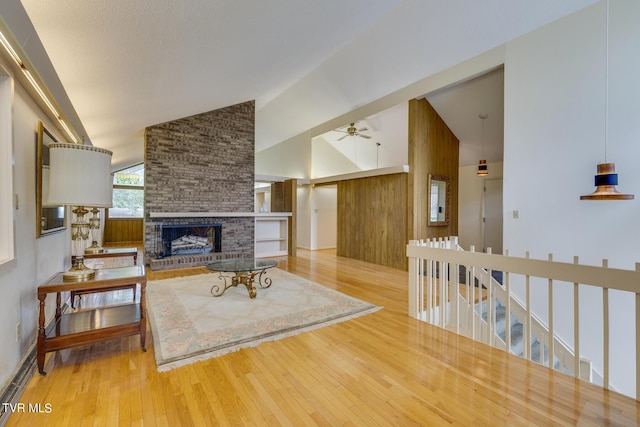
xmin=36 ymin=121 xmax=66 ymax=237
xmin=428 ymin=174 xmax=449 ymax=226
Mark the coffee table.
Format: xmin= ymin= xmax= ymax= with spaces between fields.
xmin=206 ymin=258 xmax=278 ymax=298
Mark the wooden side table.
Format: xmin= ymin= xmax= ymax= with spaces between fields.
xmin=37 ymin=265 xmax=147 ymax=375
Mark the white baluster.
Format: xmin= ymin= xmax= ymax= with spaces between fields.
xmin=454 ymin=254 xmax=460 ymax=335
xmin=573 ymin=256 xmax=580 ymax=379
xmin=427 ymin=244 xmax=433 ymax=324
xmin=505 ymin=249 xmax=511 ymax=353
xmin=548 ymin=253 xmax=554 ymax=369
xmin=603 ymin=259 xmax=609 ymax=390
xmin=408 ymin=240 xmax=419 ymax=318
xmin=525 ymin=251 xmax=531 ymax=361
xmin=636 ymin=263 xmax=640 ymax=400
xmin=470 ymin=245 xmax=476 ymax=340
xmin=485 ymin=248 xmax=496 ymax=347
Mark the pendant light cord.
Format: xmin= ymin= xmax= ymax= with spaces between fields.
xmin=479 ymin=113 xmax=487 ymax=158
xmin=481 ymin=118 xmax=485 ymax=158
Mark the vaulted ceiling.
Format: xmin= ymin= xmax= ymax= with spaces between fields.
xmin=18 ymin=0 xmax=597 ymax=171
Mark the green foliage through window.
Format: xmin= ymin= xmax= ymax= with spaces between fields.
xmin=109 ymin=164 xmax=144 ymax=218
xmin=111 ymin=188 xmax=144 ymax=218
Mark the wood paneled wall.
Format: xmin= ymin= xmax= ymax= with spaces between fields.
xmin=284 ymin=179 xmax=297 ymax=256
xmin=103 ymin=218 xmax=144 ymax=243
xmin=336 ymin=173 xmax=408 ymax=270
xmin=408 ymin=98 xmax=459 ymax=241
xmin=270 ymin=182 xmax=285 ymax=213
xmin=271 ymin=179 xmax=297 ymax=256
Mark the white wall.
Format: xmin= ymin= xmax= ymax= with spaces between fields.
xmin=0 ymin=63 xmax=69 ymax=386
xmin=311 ymin=137 xmax=358 ymax=178
xmin=503 ymin=0 xmax=640 ymax=397
xmin=255 ymin=131 xmax=311 ymax=179
xmin=296 ymin=185 xmax=311 ymax=249
xmin=458 ymin=162 xmax=503 ymax=251
xmin=296 ymin=185 xmax=337 ymax=251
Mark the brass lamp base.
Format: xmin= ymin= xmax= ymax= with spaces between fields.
xmin=63 ymin=258 xmax=95 ymax=281
xmin=85 ymin=241 xmax=105 ymax=254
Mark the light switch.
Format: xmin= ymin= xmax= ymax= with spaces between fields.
xmin=513 ymin=210 xmax=519 ymax=219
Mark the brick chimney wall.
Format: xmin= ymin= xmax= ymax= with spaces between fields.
xmin=143 ymin=100 xmax=255 ymax=267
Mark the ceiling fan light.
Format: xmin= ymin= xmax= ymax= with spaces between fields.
xmin=333 ymin=121 xmax=371 ymax=140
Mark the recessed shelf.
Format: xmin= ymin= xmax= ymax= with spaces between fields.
xmin=255 ymin=216 xmax=288 ymax=257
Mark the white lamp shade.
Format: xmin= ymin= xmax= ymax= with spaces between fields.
xmin=47 ymin=143 xmax=113 ymax=207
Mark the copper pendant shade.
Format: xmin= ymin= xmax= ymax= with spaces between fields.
xmin=580 ymin=1 xmax=633 ymax=201
xmin=580 ymin=163 xmax=634 ymax=200
xmin=477 ymin=159 xmax=488 ymax=176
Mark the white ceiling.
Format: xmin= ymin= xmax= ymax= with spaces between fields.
xmin=314 ymin=67 xmax=504 ymax=171
xmin=313 ymin=103 xmax=409 ymax=173
xmin=18 ymin=0 xmax=596 ymax=171
xmin=426 ymin=67 xmax=505 ymax=166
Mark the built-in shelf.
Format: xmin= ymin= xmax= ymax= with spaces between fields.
xmin=255 ymin=216 xmax=289 ymax=258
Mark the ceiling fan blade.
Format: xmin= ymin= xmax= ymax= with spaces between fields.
xmin=357 ymin=127 xmax=368 ymax=132
xmin=337 ymin=134 xmax=349 ymax=141
xmin=359 ymin=134 xmax=372 ymax=139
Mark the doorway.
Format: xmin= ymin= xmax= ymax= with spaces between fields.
xmin=482 ymin=178 xmax=503 ymax=254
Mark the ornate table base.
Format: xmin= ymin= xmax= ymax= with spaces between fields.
xmin=210 ymin=269 xmax=273 ymax=298
xmin=206 ymin=258 xmax=278 ymax=298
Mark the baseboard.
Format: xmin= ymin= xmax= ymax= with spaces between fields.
xmin=0 ymin=301 xmax=70 ymax=426
xmin=0 ymin=344 xmax=37 ymax=426
xmin=297 ymin=246 xmax=336 ymax=251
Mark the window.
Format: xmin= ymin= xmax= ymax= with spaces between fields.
xmin=0 ymin=71 xmax=14 ymax=264
xmin=109 ymin=164 xmax=144 ymax=218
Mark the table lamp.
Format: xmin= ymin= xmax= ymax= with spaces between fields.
xmin=47 ymin=142 xmax=113 ymax=281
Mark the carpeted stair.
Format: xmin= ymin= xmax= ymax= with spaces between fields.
xmin=481 ymin=299 xmax=563 ymax=371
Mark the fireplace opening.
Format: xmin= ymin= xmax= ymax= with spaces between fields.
xmin=155 ymin=224 xmax=222 ymax=258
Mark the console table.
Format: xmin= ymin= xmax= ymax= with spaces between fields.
xmin=37 ymin=265 xmax=147 ymax=375
xmin=70 ymin=247 xmax=139 ymax=308
xmin=72 ymin=247 xmax=138 ymax=265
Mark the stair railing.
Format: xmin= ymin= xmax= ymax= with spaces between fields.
xmin=467 ymin=246 xmax=581 ymax=375
xmin=407 ymin=237 xmax=640 ymax=399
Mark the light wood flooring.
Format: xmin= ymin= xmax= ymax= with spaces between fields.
xmin=7 ymin=247 xmax=640 ymax=426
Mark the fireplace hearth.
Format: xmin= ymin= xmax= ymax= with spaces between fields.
xmin=155 ymin=224 xmax=222 ymax=258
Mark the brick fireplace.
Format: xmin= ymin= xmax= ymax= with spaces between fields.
xmin=144 ymin=100 xmax=255 ymax=270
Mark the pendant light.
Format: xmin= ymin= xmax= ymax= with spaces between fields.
xmin=580 ymin=0 xmax=633 ymax=200
xmin=477 ymin=113 xmax=488 ymax=176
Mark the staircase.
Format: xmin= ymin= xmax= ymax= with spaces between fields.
xmin=461 ymin=263 xmax=588 ymax=378
xmin=409 ymin=238 xmax=600 ymax=386
xmin=481 ymin=298 xmax=560 ymax=370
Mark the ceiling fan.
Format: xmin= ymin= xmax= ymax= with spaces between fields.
xmin=334 ymin=122 xmax=371 ymax=141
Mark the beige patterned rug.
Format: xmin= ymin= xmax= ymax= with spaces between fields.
xmin=146 ymin=268 xmax=380 ymax=371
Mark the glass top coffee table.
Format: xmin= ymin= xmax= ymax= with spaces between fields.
xmin=206 ymin=258 xmax=278 ymax=298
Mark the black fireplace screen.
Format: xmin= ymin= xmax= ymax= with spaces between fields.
xmin=155 ymin=224 xmax=222 ymax=258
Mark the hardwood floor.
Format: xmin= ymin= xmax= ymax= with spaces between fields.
xmin=7 ymin=248 xmax=640 ymax=426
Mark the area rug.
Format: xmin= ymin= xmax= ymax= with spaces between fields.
xmin=146 ymin=268 xmax=380 ymax=371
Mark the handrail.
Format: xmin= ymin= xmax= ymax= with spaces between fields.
xmin=407 ymin=237 xmax=640 ymax=400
